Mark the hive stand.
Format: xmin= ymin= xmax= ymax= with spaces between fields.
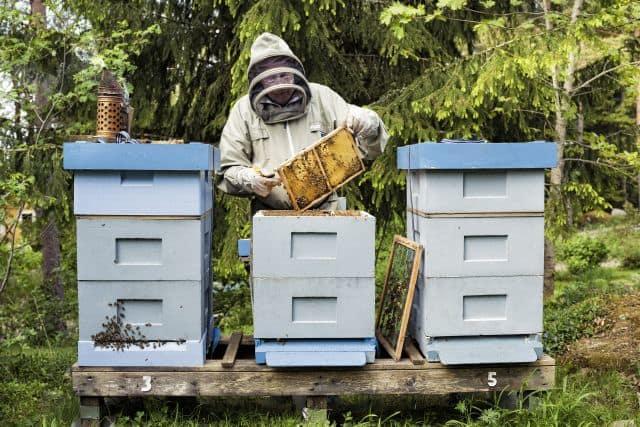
xmin=72 ymin=334 xmax=556 ymax=424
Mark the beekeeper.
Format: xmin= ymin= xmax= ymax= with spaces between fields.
xmin=217 ymin=32 xmax=388 ymax=211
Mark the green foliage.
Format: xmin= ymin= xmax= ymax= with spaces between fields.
xmin=213 ymin=281 xmax=253 ymax=335
xmin=558 ymin=235 xmax=609 ymax=273
xmin=377 ymin=0 xmax=640 ymax=240
xmin=544 ymin=295 xmax=607 ymax=355
xmin=0 ymin=244 xmax=76 ymax=348
xmin=589 ymin=216 xmax=640 ymax=268
xmin=543 ymin=266 xmax=635 ymax=355
xmin=621 ymin=247 xmax=640 ymax=269
xmin=0 ymin=347 xmax=77 ymax=425
xmin=448 ymin=370 xmax=640 ymax=426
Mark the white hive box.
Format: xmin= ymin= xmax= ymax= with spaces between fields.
xmin=397 ymin=141 xmax=557 ymax=364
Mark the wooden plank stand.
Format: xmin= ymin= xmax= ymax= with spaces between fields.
xmin=72 ymin=334 xmax=555 ymax=424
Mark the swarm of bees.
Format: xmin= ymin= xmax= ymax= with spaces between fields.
xmin=91 ymin=301 xmax=184 ymax=351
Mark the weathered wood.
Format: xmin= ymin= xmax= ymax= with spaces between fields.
xmin=407 ymin=208 xmax=544 ymax=218
xmin=218 ymin=334 xmax=254 ymax=347
xmin=375 ymin=332 xmax=396 ymax=362
xmin=306 ymin=396 xmax=328 ymax=410
xmin=72 ymin=359 xmax=555 ymax=397
xmin=396 ymin=240 xmax=422 ymax=358
xmin=403 ymin=340 xmax=425 ymax=365
xmin=221 ymin=332 xmax=243 ymax=368
xmin=72 ymin=354 xmax=555 ymax=373
xmin=79 ymin=396 xmax=101 ymax=427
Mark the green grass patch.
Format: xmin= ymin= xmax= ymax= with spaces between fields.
xmin=0 ymin=346 xmax=78 ymax=426
xmin=448 ymin=368 xmax=640 ymax=426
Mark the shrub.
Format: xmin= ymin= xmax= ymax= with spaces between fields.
xmin=544 ymin=295 xmax=607 ymax=355
xmin=620 ymin=246 xmax=640 ymax=269
xmin=559 ymin=235 xmax=608 ymax=274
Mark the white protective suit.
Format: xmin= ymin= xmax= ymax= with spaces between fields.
xmin=218 ymin=32 xmax=388 ymax=210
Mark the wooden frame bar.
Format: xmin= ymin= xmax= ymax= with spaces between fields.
xmin=277 ymin=126 xmax=365 ymax=211
xmin=376 ymin=235 xmax=423 ymax=361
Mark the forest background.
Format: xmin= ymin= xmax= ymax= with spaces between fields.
xmin=1 ymin=0 xmax=640 ymax=424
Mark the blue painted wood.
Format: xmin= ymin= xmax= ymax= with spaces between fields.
xmin=63 ymin=142 xmax=218 ymax=171
xmin=237 ymin=239 xmax=251 ymax=258
xmin=254 ymin=338 xmax=376 ymax=366
xmin=77 ymin=330 xmax=209 ymax=367
xmin=267 ymin=352 xmax=366 ymax=367
xmin=213 ymin=144 xmax=221 ymax=171
xmin=209 ymin=326 xmax=221 ymax=350
xmin=73 ymin=171 xmax=212 ymax=215
xmin=423 ymin=335 xmax=543 ymax=365
xmin=397 ymin=142 xmax=557 ymax=170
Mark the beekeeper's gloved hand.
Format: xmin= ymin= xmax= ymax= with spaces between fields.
xmin=252 ymin=173 xmax=281 ymax=197
xmin=236 ymin=168 xmax=281 ymax=197
xmin=345 ymin=105 xmax=380 ymax=140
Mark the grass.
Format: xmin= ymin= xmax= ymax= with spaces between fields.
xmin=2 ymin=219 xmax=640 ymax=425
xmin=446 ymin=368 xmax=640 ymax=426
xmin=0 ymin=346 xmax=78 ymax=426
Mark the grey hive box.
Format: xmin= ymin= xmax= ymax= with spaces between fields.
xmin=397 ymin=141 xmax=557 ymax=365
xmin=251 ymin=211 xmax=376 ymax=340
xmin=64 ymin=142 xmax=219 ymax=367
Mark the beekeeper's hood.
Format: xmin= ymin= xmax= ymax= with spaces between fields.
xmin=248 ymin=32 xmax=311 ymax=124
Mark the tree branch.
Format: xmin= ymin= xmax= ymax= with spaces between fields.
xmin=0 ymin=204 xmax=24 ymax=295
xmin=564 ymin=158 xmax=637 ymax=178
xmin=571 ymin=61 xmax=640 ymax=94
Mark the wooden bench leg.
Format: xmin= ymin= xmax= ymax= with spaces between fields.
xmin=302 ymin=396 xmax=329 ymax=424
xmin=79 ymin=397 xmax=102 ymax=427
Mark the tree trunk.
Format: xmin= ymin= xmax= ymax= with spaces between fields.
xmin=12 ymin=76 xmax=22 ymax=143
xmin=30 ymin=0 xmax=47 ymax=129
xmin=636 ymin=76 xmax=640 ymax=208
xmin=41 ymin=215 xmax=64 ymax=301
xmin=30 ymin=0 xmax=65 ymax=331
xmin=543 ymin=238 xmax=555 ymax=299
xmin=542 ymin=0 xmax=583 ymax=297
xmin=30 ymin=0 xmax=46 ymax=21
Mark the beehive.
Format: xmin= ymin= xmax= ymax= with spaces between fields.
xmin=251 ymin=210 xmax=376 ymax=339
xmin=397 ymin=141 xmax=557 ymax=365
xmin=277 ymin=127 xmax=364 ymax=210
xmin=64 ymin=142 xmax=218 ymax=367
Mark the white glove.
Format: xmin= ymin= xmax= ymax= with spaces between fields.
xmin=345 ymin=105 xmax=379 ymax=140
xmin=251 ymin=173 xmax=281 ymax=197
xmin=236 ymin=167 xmax=281 ymax=197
